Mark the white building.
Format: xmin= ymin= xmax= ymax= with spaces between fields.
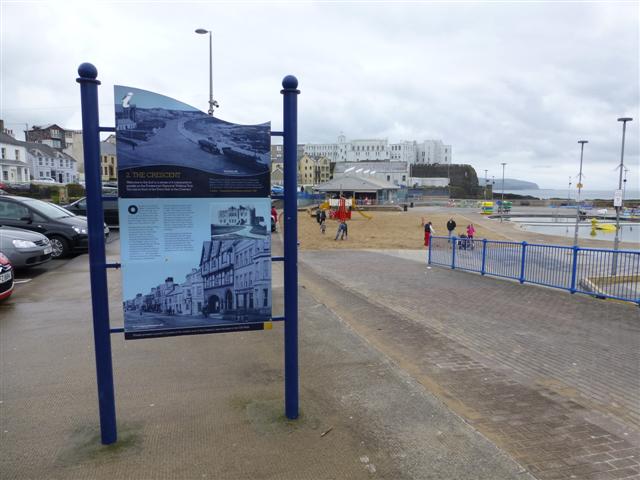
xmin=333 ymin=161 xmax=409 ymax=186
xmin=0 ymin=132 xmax=30 ymax=184
xmin=416 ymin=140 xmax=452 ymax=165
xmin=26 ymin=142 xmax=79 ymax=184
xmin=304 ymin=134 xmax=452 ymax=165
xmin=63 ymin=130 xmax=84 ymax=173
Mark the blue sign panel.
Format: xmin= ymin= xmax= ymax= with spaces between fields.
xmin=115 ymin=87 xmax=272 ymax=339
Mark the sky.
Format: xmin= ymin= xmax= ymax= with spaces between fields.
xmin=1 ymin=0 xmax=638 ymax=190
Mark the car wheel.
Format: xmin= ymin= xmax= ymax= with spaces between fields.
xmin=49 ymin=235 xmax=69 ymax=259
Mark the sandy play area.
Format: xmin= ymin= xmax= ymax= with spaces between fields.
xmin=294 ymin=209 xmax=506 ymax=250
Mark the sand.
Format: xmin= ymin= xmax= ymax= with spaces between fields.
xmin=294 ymin=210 xmax=504 ymax=250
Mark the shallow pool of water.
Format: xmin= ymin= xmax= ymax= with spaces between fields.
xmin=512 ymin=221 xmax=639 ymax=243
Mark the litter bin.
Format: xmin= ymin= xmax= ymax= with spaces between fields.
xmin=403 ymin=204 xmax=408 ymax=212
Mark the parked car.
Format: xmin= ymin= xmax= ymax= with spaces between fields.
xmin=0 ymin=226 xmax=52 ymax=268
xmin=0 ymin=252 xmax=14 ymax=301
xmin=0 ymin=196 xmax=109 ymax=258
xmin=63 ymin=196 xmax=119 ymax=226
xmin=33 ymin=177 xmax=58 ymax=184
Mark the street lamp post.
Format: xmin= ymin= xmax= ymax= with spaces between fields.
xmin=567 ymin=176 xmax=572 ymax=205
xmin=612 ymin=117 xmax=633 ymax=275
xmin=195 ymin=28 xmax=218 ymax=116
xmin=573 ymin=140 xmax=587 ymax=246
xmin=484 ymin=169 xmax=488 ymax=201
xmin=500 ymin=163 xmax=506 ymax=222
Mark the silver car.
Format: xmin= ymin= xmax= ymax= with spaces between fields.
xmin=0 ymin=226 xmax=52 ymax=268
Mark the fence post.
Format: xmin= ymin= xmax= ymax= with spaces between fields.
xmin=519 ymin=241 xmax=527 ymax=284
xmin=428 ymin=236 xmax=432 ymax=264
xmin=76 ymin=63 xmax=117 ymax=445
xmin=570 ymin=245 xmax=579 ymax=294
xmin=281 ymin=75 xmax=300 ymax=420
xmin=451 ymin=237 xmax=457 ymax=270
xmin=481 ymin=238 xmax=487 ymax=275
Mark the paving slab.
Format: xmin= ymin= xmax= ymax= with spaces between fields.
xmin=300 ymin=249 xmax=640 ymax=480
xmin=0 ymin=240 xmax=529 ymax=479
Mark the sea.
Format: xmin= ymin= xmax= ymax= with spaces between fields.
xmin=501 ymin=189 xmax=640 ymax=200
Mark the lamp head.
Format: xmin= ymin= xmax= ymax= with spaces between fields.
xmin=617 ymin=117 xmax=633 ymax=122
xmin=195 ymin=28 xmax=209 ymax=34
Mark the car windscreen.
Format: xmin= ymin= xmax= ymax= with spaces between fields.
xmin=25 ymin=199 xmax=75 ymax=219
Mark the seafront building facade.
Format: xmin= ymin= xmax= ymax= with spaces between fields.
xmin=303 ymin=134 xmax=452 ymax=165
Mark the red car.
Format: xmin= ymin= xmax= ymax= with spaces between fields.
xmin=0 ymin=252 xmax=14 ymax=301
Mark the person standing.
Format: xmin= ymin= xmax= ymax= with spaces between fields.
xmin=466 ymin=223 xmax=476 ymax=249
xmin=466 ymin=223 xmax=476 ymax=240
xmin=319 ymin=209 xmax=327 ymax=234
xmin=446 ymin=218 xmax=457 ymax=238
xmin=335 ymin=220 xmax=347 ymax=241
xmin=424 ymin=221 xmax=434 ymax=247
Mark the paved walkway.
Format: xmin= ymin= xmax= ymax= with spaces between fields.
xmin=301 ymin=249 xmax=640 ymax=480
xmin=0 ymin=240 xmax=528 ymax=479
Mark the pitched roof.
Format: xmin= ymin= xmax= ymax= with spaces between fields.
xmin=100 ymin=141 xmax=117 ymax=156
xmin=0 ymin=132 xmax=26 ymax=147
xmin=25 ymin=142 xmax=76 ymax=161
xmin=314 ymin=176 xmax=400 ymax=192
xmin=334 ymin=161 xmax=408 ymax=173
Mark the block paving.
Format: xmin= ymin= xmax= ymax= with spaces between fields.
xmin=301 ymin=250 xmax=640 ymax=480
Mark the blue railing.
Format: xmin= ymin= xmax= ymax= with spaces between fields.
xmin=428 ymin=236 xmax=640 ymax=305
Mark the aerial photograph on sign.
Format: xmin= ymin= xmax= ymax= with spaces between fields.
xmin=114 ymin=85 xmax=270 ymax=198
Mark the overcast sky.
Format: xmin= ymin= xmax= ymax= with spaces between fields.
xmin=1 ymin=1 xmax=638 ymax=189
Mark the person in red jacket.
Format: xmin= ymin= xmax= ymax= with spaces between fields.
xmin=424 ymin=221 xmax=434 ymax=247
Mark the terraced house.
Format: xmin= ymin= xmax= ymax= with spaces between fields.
xmin=26 ymin=142 xmax=78 ymax=183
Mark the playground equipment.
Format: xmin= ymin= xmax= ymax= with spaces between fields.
xmin=591 ymin=218 xmax=617 ymax=232
xmin=480 ymin=201 xmax=494 ymax=215
xmin=496 ymin=200 xmax=512 ymax=214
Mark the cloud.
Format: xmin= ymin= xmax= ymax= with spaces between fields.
xmin=0 ymin=1 xmax=638 ymax=189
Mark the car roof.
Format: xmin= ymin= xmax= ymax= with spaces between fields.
xmin=0 ymin=225 xmax=48 ymax=241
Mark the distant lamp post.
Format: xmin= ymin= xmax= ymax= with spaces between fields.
xmin=484 ymin=169 xmax=488 ymax=201
xmin=500 ymin=163 xmax=507 ymax=222
xmin=573 ymin=140 xmax=587 ymax=246
xmin=612 ymin=117 xmax=633 ymax=275
xmin=567 ymin=176 xmax=572 ymax=205
xmin=195 ymin=28 xmax=219 ymax=116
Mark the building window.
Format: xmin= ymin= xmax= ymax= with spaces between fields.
xmin=1 ymin=148 xmax=5 ymax=159
xmin=39 ymin=171 xmax=43 ymax=177
xmin=387 ymin=175 xmax=391 ymax=181
xmin=15 ymin=150 xmax=20 ymax=160
xmin=39 ymin=158 xmax=43 ymax=166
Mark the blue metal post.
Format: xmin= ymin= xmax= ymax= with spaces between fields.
xmin=481 ymin=238 xmax=487 ymax=275
xmin=281 ymin=75 xmax=300 ymax=420
xmin=76 ymin=63 xmax=117 ymax=444
xmin=519 ymin=241 xmax=527 ymax=284
xmin=451 ymin=237 xmax=457 ymax=269
xmin=570 ymin=245 xmax=579 ymax=294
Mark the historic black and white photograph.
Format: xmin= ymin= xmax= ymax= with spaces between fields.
xmin=210 ymin=200 xmax=270 ymax=239
xmin=123 ymin=235 xmax=272 ymax=336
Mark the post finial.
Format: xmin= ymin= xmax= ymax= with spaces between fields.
xmin=78 ymin=63 xmax=98 ymax=79
xmin=282 ymin=75 xmax=298 ymax=90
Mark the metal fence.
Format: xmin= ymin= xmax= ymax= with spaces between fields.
xmin=428 ymin=236 xmax=640 ymax=305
